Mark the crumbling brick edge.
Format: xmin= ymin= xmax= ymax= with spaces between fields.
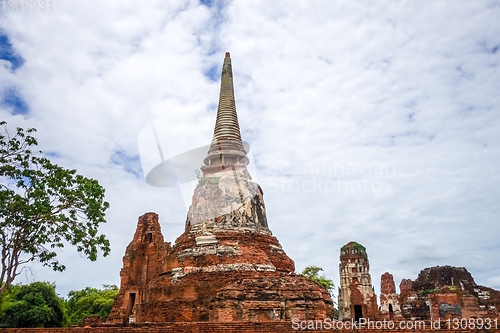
xmin=1 ymin=321 xmax=499 ymax=333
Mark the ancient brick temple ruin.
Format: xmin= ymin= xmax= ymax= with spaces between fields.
xmin=337 ymin=242 xmax=500 ymax=322
xmin=107 ymin=53 xmax=333 ymax=324
xmin=379 ymin=272 xmax=403 ymax=321
xmin=338 ymin=241 xmax=378 ymax=321
xmin=105 ymin=53 xmax=500 ymax=327
xmin=398 ymin=265 xmax=500 ymax=320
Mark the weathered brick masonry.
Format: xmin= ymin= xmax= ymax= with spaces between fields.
xmin=1 ymin=324 xmax=500 ymax=333
xmin=336 ymin=241 xmax=500 ymax=323
xmin=106 ymin=53 xmax=334 ymax=324
xmin=48 ymin=54 xmax=499 ymax=329
xmin=338 ymin=242 xmax=378 ymax=322
xmin=397 ymin=266 xmax=500 ymax=321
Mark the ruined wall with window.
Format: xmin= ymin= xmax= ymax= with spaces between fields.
xmin=107 ymin=213 xmax=170 ymax=325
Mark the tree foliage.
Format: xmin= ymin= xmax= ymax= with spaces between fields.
xmin=0 ymin=281 xmax=68 ymax=328
xmin=301 ymin=265 xmax=335 ymax=292
xmin=66 ymin=284 xmax=119 ymax=325
xmin=0 ymin=122 xmax=110 ymax=296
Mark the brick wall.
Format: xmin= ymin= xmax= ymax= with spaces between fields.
xmin=1 ymin=321 xmax=499 ymax=333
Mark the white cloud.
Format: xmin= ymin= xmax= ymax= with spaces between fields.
xmin=0 ymin=59 xmax=12 ymax=70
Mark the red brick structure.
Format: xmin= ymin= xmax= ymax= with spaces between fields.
xmin=337 ymin=241 xmax=378 ymax=321
xmin=105 ymin=53 xmax=500 ymax=327
xmin=399 ymin=278 xmax=413 ymax=295
xmin=1 ymin=325 xmax=498 ymax=333
xmin=107 ymin=53 xmax=333 ymax=325
xmin=335 ymin=241 xmax=500 ymax=324
xmin=379 ymin=272 xmax=403 ymax=321
xmin=106 ymin=213 xmax=169 ymax=324
xmin=80 ymin=316 xmax=103 ymax=327
xmin=396 ymin=266 xmax=500 ymax=321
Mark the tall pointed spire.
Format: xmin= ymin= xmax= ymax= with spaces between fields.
xmin=203 ymin=52 xmax=248 ymax=169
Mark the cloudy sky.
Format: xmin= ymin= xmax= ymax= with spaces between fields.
xmin=1 ymin=0 xmax=500 ymax=300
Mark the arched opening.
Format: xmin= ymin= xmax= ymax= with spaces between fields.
xmin=389 ymin=303 xmax=394 ymax=320
xmin=354 ymin=305 xmax=363 ymax=322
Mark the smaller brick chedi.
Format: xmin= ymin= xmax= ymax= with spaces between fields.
xmin=107 ymin=53 xmax=333 ymax=324
xmin=337 ymin=241 xmax=378 ymax=321
xmin=379 ymin=272 xmax=403 ymax=320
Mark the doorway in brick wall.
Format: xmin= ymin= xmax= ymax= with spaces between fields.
xmin=354 ymin=305 xmax=363 ymax=322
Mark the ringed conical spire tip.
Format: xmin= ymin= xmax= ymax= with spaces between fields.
xmin=203 ymin=53 xmax=248 ymax=169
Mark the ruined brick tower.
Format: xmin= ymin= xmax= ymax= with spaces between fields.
xmin=107 ymin=53 xmax=333 ymax=324
xmin=379 ymin=272 xmax=402 ymax=320
xmin=338 ymin=241 xmax=378 ymax=321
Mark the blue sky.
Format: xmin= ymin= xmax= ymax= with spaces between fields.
xmin=1 ymin=0 xmax=500 ymax=300
xmin=0 ymin=33 xmax=27 ymax=114
xmin=0 ymin=32 xmax=24 ymax=71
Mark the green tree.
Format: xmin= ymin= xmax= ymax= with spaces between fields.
xmin=0 ymin=281 xmax=68 ymax=328
xmin=301 ymin=265 xmax=335 ymax=292
xmin=66 ymin=284 xmax=119 ymax=325
xmin=0 ymin=122 xmax=110 ymax=296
